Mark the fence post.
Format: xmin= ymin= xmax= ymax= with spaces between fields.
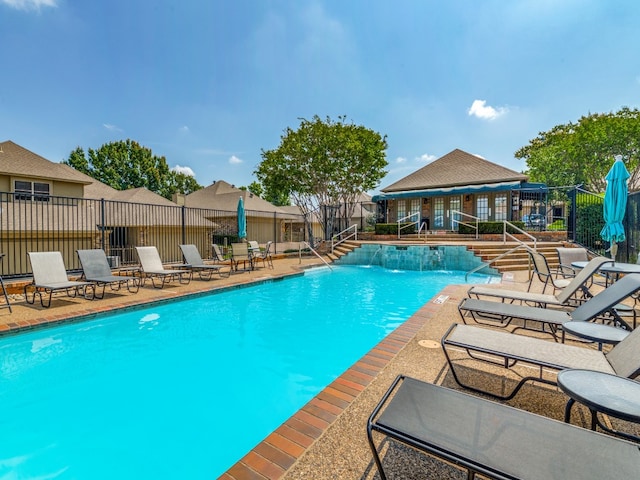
xmin=181 ymin=205 xmax=186 ymax=245
xmin=100 ymin=198 xmax=106 ymax=250
xmin=567 ymin=187 xmax=576 ymax=242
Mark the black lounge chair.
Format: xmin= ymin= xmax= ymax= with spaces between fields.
xmin=77 ymin=249 xmax=139 ymax=298
xmin=467 ymin=256 xmax=610 ymax=308
xmin=458 ymin=273 xmax=640 ymax=333
xmin=441 ymin=317 xmax=640 ymax=400
xmin=25 ymin=251 xmax=93 ymax=308
xmin=135 ymin=246 xmax=192 ymax=288
xmin=368 ymin=375 xmax=640 ymax=480
xmin=178 ymin=244 xmax=231 ymax=280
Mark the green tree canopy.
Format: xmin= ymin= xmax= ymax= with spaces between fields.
xmin=515 ymin=107 xmax=640 ymax=192
xmin=256 ymin=115 xmax=388 ymax=234
xmin=64 ymin=139 xmax=202 ymax=199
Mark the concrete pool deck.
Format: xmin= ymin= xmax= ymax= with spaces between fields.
xmin=0 ymin=256 xmax=636 ymax=479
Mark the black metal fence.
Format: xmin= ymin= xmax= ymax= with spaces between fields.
xmin=0 ymin=192 xmax=311 ymax=278
xmin=566 ymin=187 xmax=639 ymax=264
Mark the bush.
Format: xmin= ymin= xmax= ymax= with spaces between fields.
xmin=458 ymin=221 xmax=525 ymax=235
xmin=375 ymin=223 xmax=414 ymax=235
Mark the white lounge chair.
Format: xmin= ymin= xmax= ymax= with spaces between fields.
xmin=135 ymin=246 xmax=192 ymax=288
xmin=25 ymin=251 xmax=93 ymax=308
xmin=179 ymin=244 xmax=231 ymax=279
xmin=77 ymin=249 xmax=139 ymax=298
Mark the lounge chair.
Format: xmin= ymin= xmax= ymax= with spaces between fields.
xmin=441 ymin=315 xmax=640 ymax=400
xmin=25 ymin=251 xmax=94 ymax=308
xmin=179 ymin=244 xmax=231 ymax=280
xmin=77 ymin=249 xmax=139 ymax=299
xmin=467 ymin=256 xmax=611 ymax=308
xmin=368 ymin=375 xmax=640 ymax=480
xmin=458 ymin=272 xmax=640 ymax=333
xmin=230 ymin=242 xmax=253 ymax=272
xmin=135 ymin=246 xmax=192 ymax=288
xmin=251 ymin=241 xmax=273 ymax=269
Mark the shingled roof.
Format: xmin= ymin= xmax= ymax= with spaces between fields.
xmin=0 ymin=140 xmax=91 ymax=185
xmin=184 ymin=180 xmax=285 ymax=213
xmin=382 ymin=149 xmax=527 ymax=193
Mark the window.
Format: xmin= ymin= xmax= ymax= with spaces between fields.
xmin=476 ymin=195 xmax=489 ymax=221
xmin=494 ymin=194 xmax=507 ymax=221
xmin=449 ymin=196 xmax=461 ymax=230
xmin=433 ymin=197 xmax=444 ymax=228
xmin=409 ymin=199 xmax=420 ymax=220
xmin=397 ymin=200 xmax=406 ymax=221
xmin=14 ymin=180 xmax=50 ymax=202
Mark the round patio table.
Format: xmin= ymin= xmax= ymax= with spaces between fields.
xmin=561 ymin=321 xmax=629 ymax=350
xmin=558 ymin=369 xmax=640 ymax=442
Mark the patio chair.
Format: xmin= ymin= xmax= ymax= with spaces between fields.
xmin=556 ymin=247 xmax=589 ymax=278
xmin=467 ymin=256 xmax=611 ymax=308
xmin=527 ymin=249 xmax=573 ymax=293
xmin=230 ymin=242 xmax=253 ymax=272
xmin=368 ymin=375 xmax=640 ymax=480
xmin=135 ymin=246 xmax=192 ymax=288
xmin=77 ymin=249 xmax=140 ymax=299
xmin=25 ymin=251 xmax=94 ymax=308
xmin=251 ymin=241 xmax=273 ymax=269
xmin=179 ymin=244 xmax=231 ymax=280
xmin=458 ymin=273 xmax=640 ymax=334
xmin=211 ymin=244 xmax=229 ymax=265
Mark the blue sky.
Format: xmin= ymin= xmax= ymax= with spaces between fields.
xmin=2 ymin=0 xmax=639 ymax=194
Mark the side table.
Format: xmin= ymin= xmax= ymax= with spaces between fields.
xmin=561 ymin=321 xmax=629 ymax=351
xmin=558 ymin=369 xmax=640 ymax=442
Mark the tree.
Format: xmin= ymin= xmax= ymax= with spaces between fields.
xmin=243 ymin=181 xmax=291 ymax=206
xmin=256 ymin=115 xmax=388 ymax=238
xmin=515 ymin=107 xmax=640 ymax=192
xmin=64 ymin=139 xmax=202 ymax=199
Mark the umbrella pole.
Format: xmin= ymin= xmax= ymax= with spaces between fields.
xmin=610 ymin=243 xmax=618 ymax=266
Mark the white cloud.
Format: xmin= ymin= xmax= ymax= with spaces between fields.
xmin=468 ymin=100 xmax=508 ymax=120
xmin=1 ymin=0 xmax=57 ymax=11
xmin=395 ymin=156 xmax=407 ymax=164
xmin=178 ymin=126 xmax=189 ymax=134
xmin=229 ymin=155 xmax=243 ymax=165
xmin=103 ymin=123 xmax=123 ymax=132
xmin=172 ymin=165 xmax=195 ymax=177
xmin=417 ymin=153 xmax=437 ymax=163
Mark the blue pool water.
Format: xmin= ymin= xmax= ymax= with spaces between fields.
xmin=0 ymin=265 xmax=493 ymax=479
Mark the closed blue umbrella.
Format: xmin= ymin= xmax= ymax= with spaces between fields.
xmin=599 ymin=158 xmax=630 ymax=263
xmin=237 ymin=196 xmax=247 ymax=240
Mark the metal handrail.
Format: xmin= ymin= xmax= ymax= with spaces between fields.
xmin=397 ymin=212 xmax=420 ymax=239
xmin=451 ymin=210 xmax=479 ymax=239
xmin=331 ymin=224 xmax=358 ymax=253
xmin=301 ymin=241 xmax=333 ymax=270
xmin=465 ymin=243 xmax=533 ymax=281
xmin=503 ymin=220 xmax=537 ymax=250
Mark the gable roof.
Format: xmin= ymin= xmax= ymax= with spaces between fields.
xmin=0 ymin=140 xmax=92 ymax=185
xmin=382 ymin=149 xmax=527 ymax=193
xmin=184 ymin=180 xmax=285 ymax=213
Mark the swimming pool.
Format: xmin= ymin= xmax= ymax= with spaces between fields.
xmin=0 ymin=265 xmax=493 ymax=478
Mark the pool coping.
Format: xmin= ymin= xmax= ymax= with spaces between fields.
xmin=220 ymin=284 xmax=458 ymax=479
